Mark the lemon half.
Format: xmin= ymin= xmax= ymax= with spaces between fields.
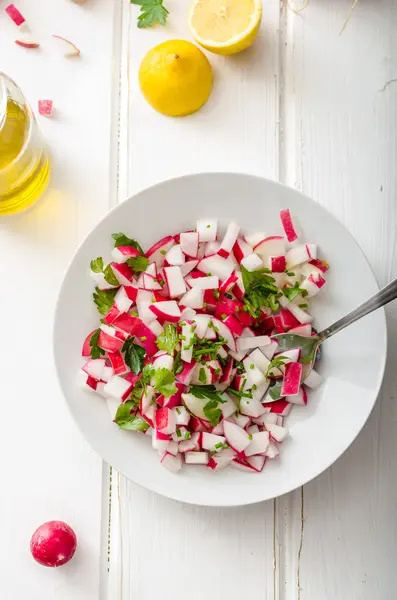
xmin=188 ymin=0 xmax=262 ymax=55
xmin=139 ymin=40 xmax=213 ymax=117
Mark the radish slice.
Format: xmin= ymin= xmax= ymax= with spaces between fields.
xmin=5 ymin=4 xmax=25 ymax=26
xmin=52 ymin=34 xmax=81 ymax=57
xmin=16 ymin=38 xmax=40 ymax=49
xmin=217 ymin=222 xmax=240 ymax=259
xmin=197 ymin=219 xmax=217 ymax=242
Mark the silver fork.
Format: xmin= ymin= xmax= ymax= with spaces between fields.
xmin=272 ymin=277 xmax=397 ymax=365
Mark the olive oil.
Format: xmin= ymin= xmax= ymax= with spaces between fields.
xmin=0 ymin=97 xmax=50 ymax=215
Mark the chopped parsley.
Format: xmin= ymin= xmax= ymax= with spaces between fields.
xmin=156 ymin=324 xmax=179 ymax=355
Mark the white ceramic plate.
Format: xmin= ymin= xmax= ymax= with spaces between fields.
xmin=54 ymin=173 xmax=387 ymax=506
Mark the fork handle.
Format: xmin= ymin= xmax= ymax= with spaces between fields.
xmin=318 ymin=277 xmax=397 ymax=341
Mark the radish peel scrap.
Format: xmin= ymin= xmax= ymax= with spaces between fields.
xmin=5 ymin=3 xmax=25 ymax=26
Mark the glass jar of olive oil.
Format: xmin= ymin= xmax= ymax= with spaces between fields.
xmin=0 ymin=73 xmax=50 ymax=215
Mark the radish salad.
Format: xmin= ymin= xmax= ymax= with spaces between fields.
xmin=80 ymin=210 xmax=328 ymax=474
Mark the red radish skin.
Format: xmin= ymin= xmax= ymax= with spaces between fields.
xmin=52 ymin=34 xmax=80 ymax=57
xmin=82 ymin=329 xmax=97 ymax=357
xmin=16 ymin=39 xmax=40 ymax=49
xmin=38 ymin=100 xmax=53 ymax=116
xmin=30 ymin=521 xmax=77 ymax=567
xmin=5 ymin=4 xmax=25 ymax=25
xmin=280 ymin=208 xmax=298 ymax=242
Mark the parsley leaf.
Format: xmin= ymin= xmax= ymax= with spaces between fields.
xmin=190 ymin=385 xmax=226 ymax=403
xmin=114 ymin=401 xmax=149 ymax=431
xmin=131 ymin=379 xmax=145 ymax=404
xmin=89 ymin=329 xmax=105 ymax=359
xmin=173 ymin=350 xmax=182 ymax=374
xmin=283 ymin=281 xmax=308 ymax=302
xmin=122 ymin=338 xmax=146 ymax=374
xmin=203 ymin=400 xmax=223 ymax=427
xmin=131 ymin=0 xmax=169 ymax=28
xmin=90 ymin=257 xmax=104 ymax=273
xmin=126 ymin=255 xmax=150 ymax=273
xmin=241 ymin=265 xmax=280 ymax=315
xmin=141 ymin=363 xmax=155 ymax=385
xmin=155 ymin=368 xmax=177 ymax=397
xmin=112 ymin=232 xmax=144 ymax=255
xmin=103 ymin=263 xmax=119 ymax=286
xmin=93 ymin=287 xmax=117 ymax=315
xmin=156 ymin=324 xmax=179 ymax=355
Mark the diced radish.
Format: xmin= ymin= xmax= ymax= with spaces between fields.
xmin=180 ymin=232 xmax=199 ymax=258
xmin=171 ymin=405 xmax=190 ymax=426
xmin=113 ymin=286 xmax=133 ymax=313
xmin=237 ymin=335 xmax=271 ymax=351
xmin=196 ymin=219 xmax=217 ymax=242
xmin=147 ymin=320 xmax=164 ymax=337
xmin=222 ymin=314 xmax=243 ymax=336
xmin=308 ymin=258 xmax=329 ymax=273
xmin=262 ymin=399 xmax=292 ymax=416
xmin=254 ymin=236 xmax=285 ymax=262
xmin=180 ymin=287 xmax=204 ymax=309
xmin=145 ymin=262 xmax=157 ymax=277
xmin=98 ymin=329 xmax=123 ymax=352
xmin=268 ymin=255 xmax=286 ymax=273
xmin=217 ymin=222 xmax=240 ymax=258
xmin=258 ymin=413 xmax=278 ymax=425
xmin=37 ymin=99 xmax=52 ymax=115
xmin=201 ymin=432 xmax=226 ymax=452
xmin=260 ymin=341 xmax=278 ymax=360
xmin=197 ymin=255 xmax=234 ymax=281
xmin=281 ymin=362 xmax=302 ymax=396
xmin=247 ymin=424 xmax=259 ymax=434
xmin=193 ymin=314 xmax=210 ymax=338
xmin=161 ymin=452 xmax=182 ymax=473
xmin=265 ymin=442 xmax=280 ymax=458
xmin=110 ymin=263 xmax=134 ymax=286
xmin=223 ymin=420 xmax=250 ymax=453
xmin=186 ymin=275 xmax=219 ymax=290
xmin=246 ymin=455 xmax=267 ymax=472
xmin=136 ymin=289 xmax=155 ymax=324
xmin=164 ymin=266 xmax=186 ymax=298
xmin=241 ymin=253 xmax=263 ymax=271
xmin=180 ymin=307 xmax=197 ymax=320
xmin=211 ymin=421 xmax=224 ymax=435
xmin=301 ymin=272 xmax=326 ymax=298
xmin=165 ymin=244 xmax=185 ymax=266
xmin=181 ymin=320 xmax=196 ymax=363
xmin=240 ymin=397 xmax=266 ymax=418
xmin=286 ymin=386 xmax=307 ymax=406
xmin=233 ymin=413 xmax=251 ymax=428
xmin=185 ymin=451 xmax=209 ymax=465
xmin=107 ymin=351 xmax=128 ymax=376
xmin=142 ymin=273 xmax=162 ymax=291
xmin=211 ymin=318 xmax=237 ymax=352
xmin=243 ymin=357 xmax=266 ymax=388
xmin=179 ymin=260 xmax=199 ymax=277
xmin=124 ymin=283 xmax=139 ymax=302
xmin=82 ymin=359 xmax=105 ymax=380
xmin=285 ymin=303 xmax=313 ymax=324
xmin=245 ymin=231 xmax=267 ymax=246
xmin=149 ymin=300 xmax=181 ymax=322
xmin=247 ymin=348 xmax=270 ymax=374
xmin=178 ymin=432 xmax=200 ymax=453
xmin=90 ymin=270 xmax=119 ymax=290
xmin=112 ymin=313 xmax=140 ymax=335
xmin=205 ymin=240 xmax=220 ymax=256
xmin=219 ymin=272 xmax=238 ymax=295
xmin=111 ymin=245 xmax=141 ymax=264
xmin=286 ymin=244 xmax=312 ymax=268
xmin=304 ymin=369 xmax=322 ymax=389
xmin=146 ymin=236 xmax=175 ymax=268
xmin=166 ymin=441 xmax=179 ymax=456
xmin=280 ymin=209 xmax=298 ymax=242
xmin=245 ymin=431 xmax=270 ymax=456
xmin=5 ymin=4 xmax=25 ymax=26
xmin=103 ymin=376 xmax=133 ymax=401
xmin=265 ymin=423 xmax=289 ymax=443
xmin=82 ymin=329 xmax=97 ymax=357
xmin=159 ymin=382 xmax=184 ymax=410
xmin=153 ymin=351 xmax=174 ymax=371
xmin=176 ymin=362 xmax=196 ymax=386
xmin=233 ymin=238 xmax=253 ymax=264
xmin=219 ymin=359 xmax=235 ymax=386
xmin=220 ymin=394 xmax=237 ymax=419
xmin=181 ymin=392 xmax=207 ymax=420
xmin=230 ymin=459 xmax=256 ymax=472
xmin=156 ymin=408 xmax=176 ymax=435
xmin=52 ymin=34 xmax=80 ymax=57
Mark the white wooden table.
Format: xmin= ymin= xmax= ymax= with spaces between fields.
xmin=1 ymin=0 xmax=397 ymax=598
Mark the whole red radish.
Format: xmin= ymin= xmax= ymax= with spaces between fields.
xmin=30 ymin=521 xmax=77 ymax=567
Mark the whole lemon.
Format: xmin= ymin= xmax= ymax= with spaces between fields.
xmin=139 ymin=40 xmax=213 ymax=117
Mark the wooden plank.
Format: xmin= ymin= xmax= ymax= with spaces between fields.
xmin=109 ymin=1 xmax=282 ymax=598
xmin=0 ymin=1 xmax=120 ymax=598
xmin=277 ymin=1 xmax=397 ymax=598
